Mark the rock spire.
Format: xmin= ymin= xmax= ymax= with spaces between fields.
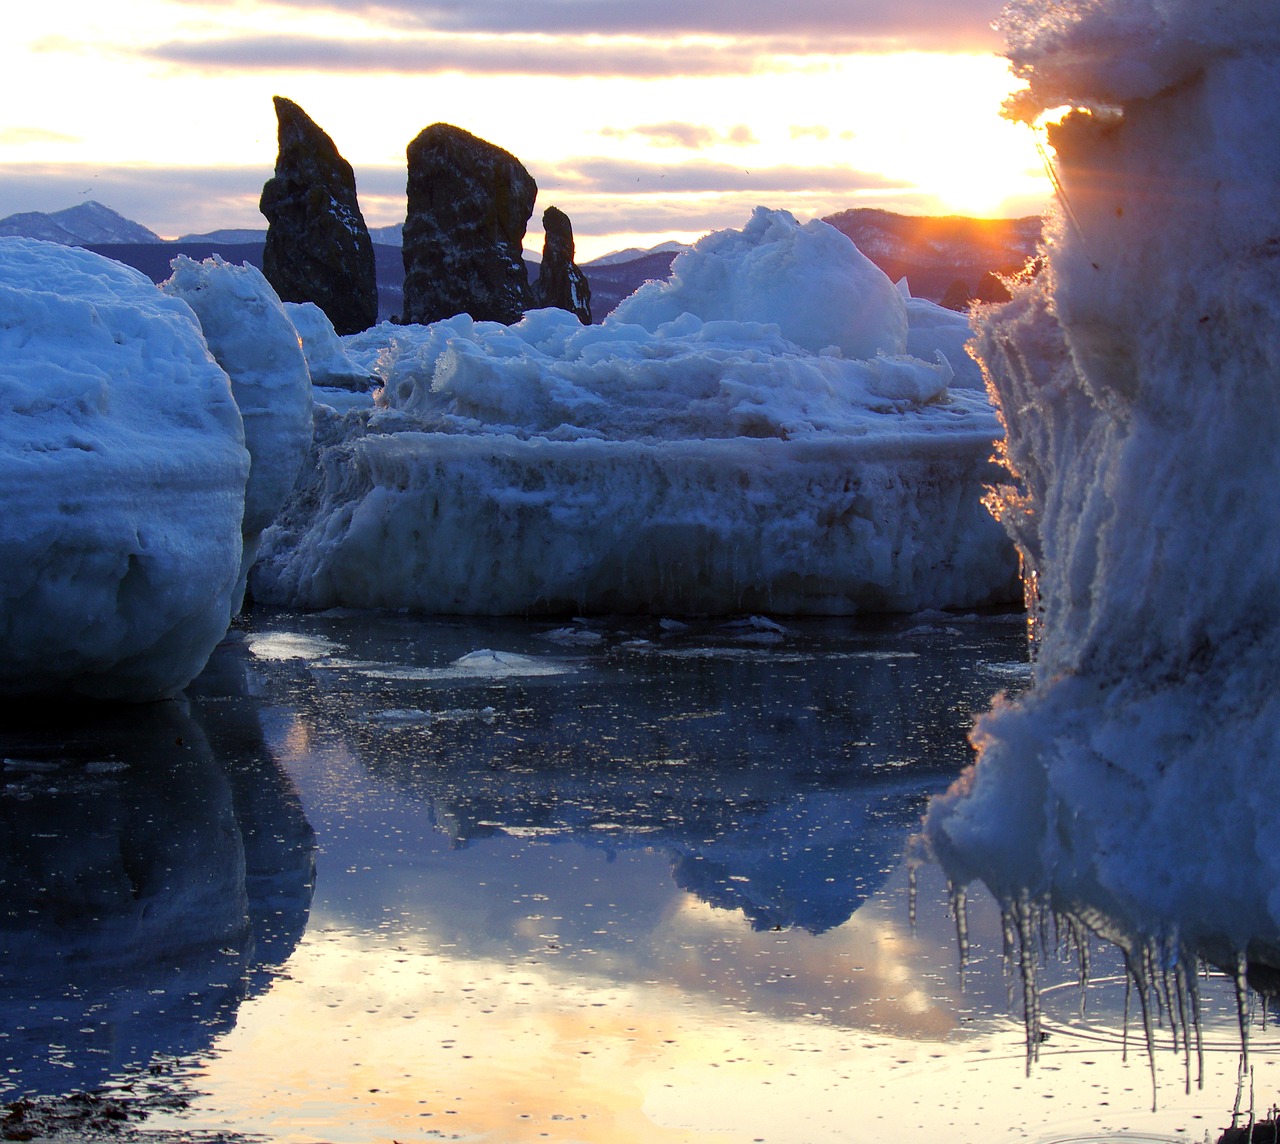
xmin=533 ymin=206 xmax=592 ymax=324
xmin=401 ymin=124 xmax=536 ymax=325
xmin=260 ymin=96 xmax=378 ymax=335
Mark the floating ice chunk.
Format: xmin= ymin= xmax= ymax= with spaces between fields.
xmin=537 ymin=626 xmax=605 ymax=646
xmin=613 ymin=206 xmax=907 ymax=360
xmin=354 ymin=650 xmax=575 ymax=682
xmin=255 ymin=208 xmax=1019 ymax=617
xmin=0 ymin=238 xmax=249 ymax=701
xmin=246 ymin=632 xmax=342 ymax=662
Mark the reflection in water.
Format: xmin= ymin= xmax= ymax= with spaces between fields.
xmin=4 ymin=609 xmax=1276 ymax=1142
xmin=0 ymin=651 xmax=315 ymax=1096
xmin=252 ymin=610 xmax=1026 ymax=937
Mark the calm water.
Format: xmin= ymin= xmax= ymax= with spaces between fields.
xmin=1 ymin=609 xmax=1274 ymax=1142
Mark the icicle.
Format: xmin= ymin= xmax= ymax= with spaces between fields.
xmin=1234 ymin=950 xmax=1251 ymax=1076
xmin=1002 ymin=909 xmax=1018 ymax=1013
xmin=908 ymin=864 xmax=918 ymax=934
xmin=948 ymin=881 xmax=969 ymax=990
xmin=1067 ymin=915 xmax=1091 ymax=1020
xmin=1127 ymin=943 xmax=1160 ymax=1111
xmin=1122 ymin=958 xmax=1133 ymax=1063
xmin=1187 ymin=958 xmax=1204 ymax=1092
xmin=1014 ymin=894 xmax=1041 ymax=1073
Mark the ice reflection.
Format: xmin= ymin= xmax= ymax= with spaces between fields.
xmin=246 ymin=610 xmax=1024 ymax=935
xmin=0 ymin=650 xmax=315 ymax=1096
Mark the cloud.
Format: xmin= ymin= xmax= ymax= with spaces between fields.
xmin=135 ymin=32 xmax=888 ymax=78
xmin=161 ymin=0 xmax=1004 ymax=51
xmin=542 ymin=157 xmax=905 ymax=196
xmin=0 ymin=127 xmax=82 ymax=145
xmin=789 ymin=125 xmax=832 ymax=142
xmin=599 ymin=123 xmax=759 ymax=150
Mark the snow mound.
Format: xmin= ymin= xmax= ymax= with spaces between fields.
xmin=613 ymin=206 xmax=907 ymax=360
xmin=925 ymin=0 xmax=1280 ymax=989
xmin=0 ymin=239 xmax=249 ymax=700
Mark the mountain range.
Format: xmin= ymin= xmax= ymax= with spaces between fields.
xmin=0 ymin=201 xmax=1042 ymax=319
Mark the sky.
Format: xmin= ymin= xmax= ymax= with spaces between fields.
xmin=1 ymin=0 xmax=1051 ymax=260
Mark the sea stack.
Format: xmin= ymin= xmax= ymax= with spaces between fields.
xmin=260 ymin=96 xmax=378 ymax=335
xmin=401 ymin=123 xmax=536 ymax=325
xmin=533 ymin=206 xmax=591 ymax=324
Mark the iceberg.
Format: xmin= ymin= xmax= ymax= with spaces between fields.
xmin=0 ymin=240 xmax=249 ymax=701
xmin=923 ymin=0 xmax=1280 ymax=1050
xmin=253 ymin=208 xmax=1020 ymax=616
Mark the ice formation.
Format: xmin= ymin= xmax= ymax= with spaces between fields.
xmin=253 ymin=209 xmax=1019 ymax=615
xmin=162 ymin=257 xmax=313 ymax=607
xmin=0 ymin=239 xmax=250 ymax=700
xmin=923 ymin=0 xmax=1280 ymax=1044
xmin=284 ymin=300 xmax=377 ymax=391
xmin=614 ymin=206 xmax=906 ymax=360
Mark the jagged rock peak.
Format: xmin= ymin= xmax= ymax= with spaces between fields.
xmin=260 ymin=95 xmax=378 ymax=335
xmin=401 ymin=123 xmax=536 ymax=326
xmin=533 ymin=205 xmax=591 ymax=325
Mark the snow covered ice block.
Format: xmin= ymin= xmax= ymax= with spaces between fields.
xmin=0 ymin=239 xmax=250 ymax=700
xmin=925 ymin=0 xmax=1280 ymax=979
xmin=162 ymin=256 xmax=313 ymax=608
xmin=255 ymin=310 xmax=1019 ymax=614
xmin=283 ymin=300 xmax=377 ymax=391
xmin=253 ymin=426 xmax=1017 ymax=615
xmin=255 ymin=210 xmax=1020 ymax=616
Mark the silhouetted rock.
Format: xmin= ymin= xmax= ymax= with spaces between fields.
xmin=259 ymin=96 xmax=378 ymax=335
xmin=940 ymin=278 xmax=973 ymax=311
xmin=401 ymin=123 xmax=536 ymax=325
xmin=973 ymin=270 xmax=1013 ymax=304
xmin=533 ymin=206 xmax=591 ymax=324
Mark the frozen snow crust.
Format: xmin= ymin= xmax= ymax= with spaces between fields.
xmin=926 ymin=1 xmax=1280 ymax=979
xmin=254 ymin=210 xmax=1020 ymax=616
xmin=0 ymin=239 xmax=249 ymax=701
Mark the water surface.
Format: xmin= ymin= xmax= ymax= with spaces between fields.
xmin=2 ymin=609 xmax=1273 ymax=1142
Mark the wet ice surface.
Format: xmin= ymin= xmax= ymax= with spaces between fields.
xmin=1 ymin=609 xmax=1275 ymax=1143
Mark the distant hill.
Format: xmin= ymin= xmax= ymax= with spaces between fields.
xmin=584 ymin=249 xmax=683 ymax=318
xmin=585 ymin=240 xmax=690 ymax=268
xmin=0 ymin=201 xmax=162 ymax=245
xmin=821 ymin=208 xmax=1042 ymax=301
xmin=177 ymin=227 xmax=267 ymax=244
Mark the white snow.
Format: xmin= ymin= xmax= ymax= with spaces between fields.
xmin=924 ymin=0 xmax=1280 ymax=997
xmin=161 ymin=256 xmax=313 ymax=608
xmin=284 ymin=300 xmax=377 ymax=391
xmin=0 ymin=239 xmax=249 ymax=700
xmin=613 ymin=207 xmax=907 ymax=360
xmin=253 ymin=209 xmax=1018 ymax=616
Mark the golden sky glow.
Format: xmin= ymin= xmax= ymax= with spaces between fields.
xmin=1 ymin=0 xmax=1051 ymax=258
